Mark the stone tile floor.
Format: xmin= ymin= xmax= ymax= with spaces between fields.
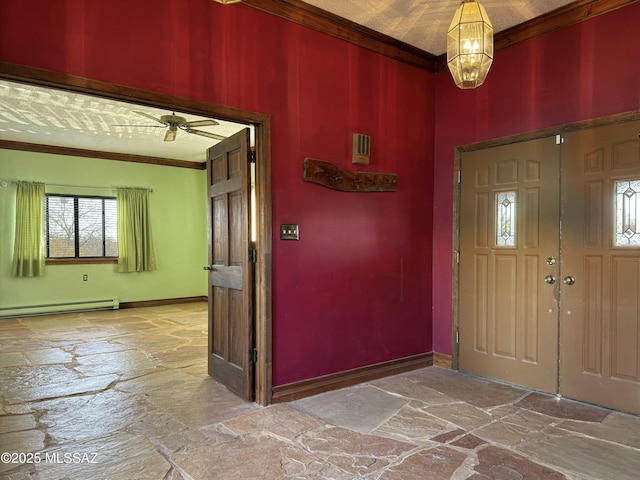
xmin=1 ymin=302 xmax=639 ymax=479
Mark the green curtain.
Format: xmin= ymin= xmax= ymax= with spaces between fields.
xmin=117 ymin=188 xmax=156 ymax=273
xmin=12 ymin=181 xmax=46 ymax=277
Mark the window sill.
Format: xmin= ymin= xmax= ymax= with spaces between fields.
xmin=46 ymin=258 xmax=118 ymax=265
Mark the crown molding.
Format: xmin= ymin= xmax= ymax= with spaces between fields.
xmin=241 ymin=0 xmax=639 ymax=73
xmin=0 ymin=139 xmax=206 ymax=170
xmin=240 ymin=0 xmax=438 ymax=71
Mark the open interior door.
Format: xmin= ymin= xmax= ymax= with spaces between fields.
xmin=206 ymin=128 xmax=255 ymax=400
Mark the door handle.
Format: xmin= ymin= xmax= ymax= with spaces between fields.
xmin=203 ymin=265 xmax=213 ymax=271
xmin=544 ymin=275 xmax=556 ymax=284
xmin=563 ymin=276 xmax=575 ymax=285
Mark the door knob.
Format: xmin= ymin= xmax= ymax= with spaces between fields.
xmin=563 ymin=276 xmax=575 ymax=285
xmin=203 ymin=265 xmax=213 ymax=271
xmin=544 ymin=275 xmax=556 ymax=284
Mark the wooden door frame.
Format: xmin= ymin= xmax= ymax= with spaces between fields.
xmin=0 ymin=62 xmax=273 ymax=405
xmin=452 ymin=109 xmax=640 ymax=372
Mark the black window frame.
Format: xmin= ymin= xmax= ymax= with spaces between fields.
xmin=45 ymin=193 xmax=118 ymax=261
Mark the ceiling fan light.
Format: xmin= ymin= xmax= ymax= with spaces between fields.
xmin=447 ymin=0 xmax=494 ymax=89
xmin=164 ymin=127 xmax=177 ymax=142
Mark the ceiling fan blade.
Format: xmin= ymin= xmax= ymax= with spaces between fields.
xmin=113 ymin=124 xmax=165 ymax=127
xmin=186 ymin=129 xmax=227 ymax=141
xmin=133 ymin=111 xmax=167 ymax=125
xmin=183 ymin=119 xmax=219 ymax=127
xmin=164 ymin=129 xmax=177 ymax=142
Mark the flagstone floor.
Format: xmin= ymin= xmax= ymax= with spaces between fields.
xmin=1 ymin=302 xmax=639 ymax=479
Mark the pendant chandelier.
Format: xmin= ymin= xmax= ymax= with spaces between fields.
xmin=447 ymin=0 xmax=494 ymax=89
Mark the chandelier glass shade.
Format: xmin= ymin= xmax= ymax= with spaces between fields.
xmin=447 ymin=0 xmax=494 ymax=89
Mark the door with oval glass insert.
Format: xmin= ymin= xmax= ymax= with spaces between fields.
xmin=459 ymin=136 xmax=561 ymax=393
xmin=560 ymin=121 xmax=640 ymax=414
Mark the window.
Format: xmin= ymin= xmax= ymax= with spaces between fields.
xmin=615 ymin=179 xmax=640 ymax=247
xmin=45 ymin=194 xmax=118 ymax=259
xmin=496 ymin=191 xmax=517 ymax=247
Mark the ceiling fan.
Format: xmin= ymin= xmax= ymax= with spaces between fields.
xmin=114 ymin=111 xmax=226 ymax=142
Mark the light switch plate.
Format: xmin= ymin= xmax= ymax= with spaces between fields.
xmin=280 ymin=224 xmax=299 ymax=240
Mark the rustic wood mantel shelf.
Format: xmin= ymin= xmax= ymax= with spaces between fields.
xmin=303 ymin=158 xmax=398 ymax=192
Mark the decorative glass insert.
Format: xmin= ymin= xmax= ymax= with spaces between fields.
xmin=615 ymin=179 xmax=640 ymax=247
xmin=496 ymin=191 xmax=517 ymax=247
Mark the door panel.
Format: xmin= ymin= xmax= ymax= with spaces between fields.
xmin=560 ymin=121 xmax=640 ymax=414
xmin=459 ymin=137 xmax=560 ymax=393
xmin=207 ymin=128 xmax=254 ymax=401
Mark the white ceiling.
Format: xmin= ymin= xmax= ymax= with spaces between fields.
xmin=303 ymin=0 xmax=577 ymax=55
xmin=0 ymin=80 xmax=251 ymax=163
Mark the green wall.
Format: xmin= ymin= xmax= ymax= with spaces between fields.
xmin=0 ymin=149 xmax=208 ymax=308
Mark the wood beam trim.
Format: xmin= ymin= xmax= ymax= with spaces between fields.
xmin=239 ymin=0 xmax=639 ymax=74
xmin=458 ymin=109 xmax=640 ymax=153
xmin=2 ymin=1 xmax=635 ymax=77
xmin=0 ymin=62 xmax=270 ymax=169
xmin=241 ymin=0 xmax=437 ymax=71
xmin=434 ymin=352 xmax=453 ymax=369
xmin=495 ymin=0 xmax=639 ymax=50
xmin=0 ymin=62 xmax=270 ymax=127
xmin=119 ymin=296 xmax=208 ymax=309
xmin=271 ymin=352 xmax=433 ymax=403
xmin=0 ymin=139 xmax=206 ymax=170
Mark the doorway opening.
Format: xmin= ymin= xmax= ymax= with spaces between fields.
xmin=0 ymin=64 xmax=273 ymax=405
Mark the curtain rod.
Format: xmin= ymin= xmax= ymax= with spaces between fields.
xmin=9 ymin=180 xmax=153 ymax=192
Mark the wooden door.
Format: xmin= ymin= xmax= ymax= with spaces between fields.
xmin=206 ymin=128 xmax=255 ymax=401
xmin=560 ymin=120 xmax=640 ymax=414
xmin=459 ymin=137 xmax=561 ymax=392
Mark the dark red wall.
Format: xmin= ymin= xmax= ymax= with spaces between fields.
xmin=0 ymin=0 xmax=436 ymax=385
xmin=432 ymin=3 xmax=640 ymax=354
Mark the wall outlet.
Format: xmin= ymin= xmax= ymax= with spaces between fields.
xmin=83 ymin=274 xmax=88 ymax=281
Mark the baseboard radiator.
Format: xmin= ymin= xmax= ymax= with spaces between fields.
xmin=0 ymin=299 xmax=119 ymax=318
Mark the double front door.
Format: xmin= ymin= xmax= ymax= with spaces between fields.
xmin=459 ymin=120 xmax=640 ymax=414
